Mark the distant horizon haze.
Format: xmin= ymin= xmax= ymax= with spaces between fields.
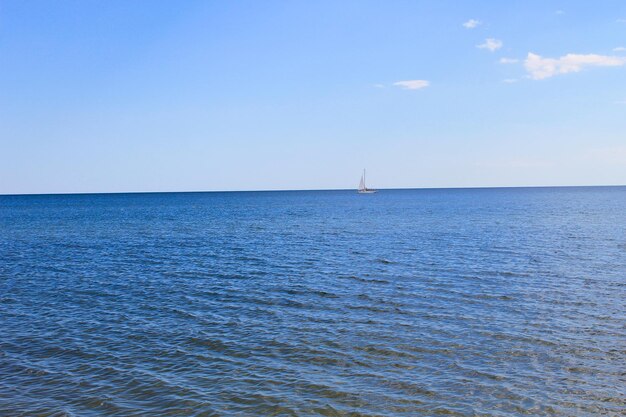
xmin=2 ymin=183 xmax=626 ymax=197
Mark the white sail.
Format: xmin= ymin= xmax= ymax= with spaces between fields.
xmin=358 ymin=169 xmax=376 ymax=193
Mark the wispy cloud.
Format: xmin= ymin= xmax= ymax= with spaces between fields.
xmin=499 ymin=58 xmax=518 ymax=64
xmin=616 ymin=100 xmax=626 ymax=104
xmin=462 ymin=19 xmax=481 ymax=29
xmin=393 ymin=80 xmax=430 ymax=90
xmin=613 ymin=46 xmax=626 ymax=52
xmin=524 ymin=52 xmax=626 ymax=80
xmin=502 ymin=78 xmax=518 ymax=84
xmin=372 ymin=84 xmax=385 ymax=88
xmin=475 ymin=158 xmax=551 ymax=169
xmin=477 ymin=38 xmax=503 ymax=52
xmin=555 ymin=10 xmax=565 ymax=15
xmin=618 ymin=18 xmax=626 ymax=23
xmin=583 ymin=146 xmax=626 ymax=165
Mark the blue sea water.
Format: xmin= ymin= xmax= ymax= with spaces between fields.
xmin=0 ymin=187 xmax=625 ymax=416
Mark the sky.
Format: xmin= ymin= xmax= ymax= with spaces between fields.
xmin=1 ymin=0 xmax=625 ymax=194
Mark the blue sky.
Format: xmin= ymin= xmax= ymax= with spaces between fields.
xmin=1 ymin=0 xmax=625 ymax=193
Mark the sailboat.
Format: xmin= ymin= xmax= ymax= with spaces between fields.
xmin=358 ymin=169 xmax=377 ymax=194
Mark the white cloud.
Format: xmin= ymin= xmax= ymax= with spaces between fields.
xmin=524 ymin=52 xmax=626 ymax=80
xmin=555 ymin=10 xmax=565 ymax=15
xmin=499 ymin=58 xmax=519 ymax=64
xmin=462 ymin=19 xmax=481 ymax=29
xmin=502 ymin=78 xmax=518 ymax=84
xmin=477 ymin=38 xmax=503 ymax=52
xmin=618 ymin=19 xmax=626 ymax=23
xmin=613 ymin=47 xmax=626 ymax=52
xmin=373 ymin=84 xmax=385 ymax=88
xmin=393 ymin=80 xmax=430 ymax=90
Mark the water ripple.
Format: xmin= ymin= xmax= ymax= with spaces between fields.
xmin=1 ymin=188 xmax=625 ymax=416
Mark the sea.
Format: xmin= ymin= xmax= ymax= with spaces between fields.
xmin=1 ymin=187 xmax=624 ymax=416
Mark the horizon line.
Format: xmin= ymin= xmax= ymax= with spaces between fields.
xmin=1 ymin=183 xmax=625 ymax=197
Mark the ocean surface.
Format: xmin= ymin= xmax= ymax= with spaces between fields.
xmin=1 ymin=187 xmax=625 ymax=416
